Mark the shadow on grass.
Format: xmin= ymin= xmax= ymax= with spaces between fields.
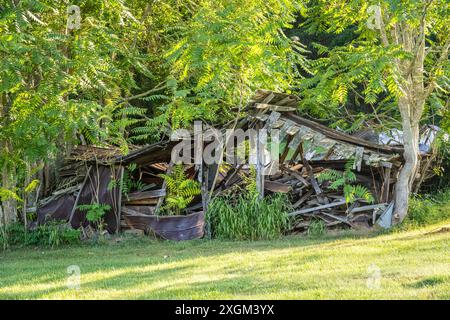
xmin=1 ymin=226 xmax=445 ymax=299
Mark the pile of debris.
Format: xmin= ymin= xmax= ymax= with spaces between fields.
xmin=34 ymin=90 xmax=440 ymax=239
xmin=207 ymin=90 xmax=404 ymax=231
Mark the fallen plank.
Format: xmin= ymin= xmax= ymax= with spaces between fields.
xmin=264 ymin=180 xmax=292 ymax=193
xmin=126 ymin=189 xmax=166 ymax=201
xmin=255 ymin=103 xmax=296 ymax=112
xmin=122 ymin=206 xmax=151 ymax=217
xmin=348 ymin=203 xmax=387 ymax=214
xmin=285 ymin=168 xmax=310 ymax=186
xmin=125 ymin=198 xmax=159 ymax=205
xmin=123 ymin=205 xmax=155 ymax=215
xmin=299 ymin=142 xmax=322 ymax=194
xmin=293 ymin=190 xmax=314 ymax=208
xmin=321 ymin=212 xmax=353 ymax=226
xmin=288 ymin=199 xmax=346 ymax=217
xmin=284 ymin=112 xmax=404 ymax=154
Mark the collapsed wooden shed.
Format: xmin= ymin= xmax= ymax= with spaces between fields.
xmin=35 ymin=90 xmax=437 ymax=238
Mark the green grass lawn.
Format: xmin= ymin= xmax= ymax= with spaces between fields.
xmin=0 ymin=220 xmax=449 ymax=300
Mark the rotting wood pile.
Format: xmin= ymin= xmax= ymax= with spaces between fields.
xmin=33 ymin=90 xmax=441 ymax=238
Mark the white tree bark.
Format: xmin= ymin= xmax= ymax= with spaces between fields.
xmin=1 ymin=163 xmax=18 ymax=225
xmin=393 ymin=97 xmax=420 ymax=223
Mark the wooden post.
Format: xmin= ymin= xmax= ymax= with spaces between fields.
xmin=116 ymin=166 xmax=125 ymax=233
xmin=381 ymin=161 xmax=392 ymax=203
xmin=68 ymin=166 xmax=92 ymax=227
xmin=256 ymin=126 xmax=265 ymax=199
xmin=154 ymin=162 xmax=173 ymax=215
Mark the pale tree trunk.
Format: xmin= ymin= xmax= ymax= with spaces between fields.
xmin=393 ymin=97 xmax=421 ymax=224
xmin=0 ymin=94 xmax=18 ymax=226
xmin=1 ymin=161 xmax=18 ymax=226
xmin=390 ymin=17 xmax=428 ymax=224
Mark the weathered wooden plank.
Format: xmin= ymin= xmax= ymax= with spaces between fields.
xmin=348 ymin=203 xmax=387 ymax=214
xmin=126 ymin=189 xmax=166 ymax=201
xmin=256 ymin=126 xmax=265 ymax=199
xmin=279 ymin=135 xmax=294 ymax=164
xmin=154 ymin=162 xmax=173 ymax=214
xmin=284 ymin=112 xmax=403 ymax=154
xmin=279 ymin=119 xmax=296 ymax=137
xmin=123 ymin=205 xmax=155 ymax=215
xmin=263 ymin=111 xmax=281 ymax=131
xmin=354 ymin=146 xmax=364 ymax=172
xmin=116 ymin=166 xmax=125 ymax=233
xmin=321 ymin=212 xmax=353 ymax=226
xmin=255 ymin=103 xmax=296 ymax=112
xmin=286 ymin=168 xmax=310 ymax=186
xmin=381 ymin=161 xmax=392 ymax=203
xmin=264 ymin=180 xmax=291 ymax=193
xmin=288 ymin=200 xmax=347 ymax=217
xmin=299 ymin=142 xmax=322 ymax=194
xmin=276 ymin=95 xmax=298 ymax=106
xmin=293 ymin=190 xmax=314 ymax=208
xmin=68 ymin=166 xmax=92 ymax=226
xmin=261 ymin=92 xmax=275 ymax=104
xmin=125 ymin=198 xmax=159 ymax=205
xmin=122 ymin=206 xmax=151 ymax=216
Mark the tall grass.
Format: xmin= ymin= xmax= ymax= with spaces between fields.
xmin=206 ymin=193 xmax=291 ymax=240
xmin=402 ymin=190 xmax=450 ymax=229
xmin=0 ymin=222 xmax=81 ymax=249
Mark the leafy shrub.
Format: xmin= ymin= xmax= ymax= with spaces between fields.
xmin=206 ymin=193 xmax=291 ymax=240
xmin=0 ymin=222 xmax=81 ymax=249
xmin=159 ymin=165 xmax=201 ymax=215
xmin=318 ymin=159 xmax=374 ymax=204
xmin=307 ymin=219 xmax=326 ymax=237
xmin=78 ymin=203 xmax=111 ymax=232
xmin=403 ymin=190 xmax=450 ymax=228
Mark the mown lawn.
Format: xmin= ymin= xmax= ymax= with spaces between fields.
xmin=0 ymin=220 xmax=449 ymax=300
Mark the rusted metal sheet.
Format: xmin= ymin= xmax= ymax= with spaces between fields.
xmin=69 ymin=165 xmax=122 ymax=233
xmin=123 ymin=211 xmax=205 ymax=241
xmin=37 ymin=193 xmax=76 ymax=224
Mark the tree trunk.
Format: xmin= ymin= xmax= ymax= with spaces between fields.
xmin=1 ymin=163 xmax=17 ymax=226
xmin=393 ymin=97 xmax=420 ymax=224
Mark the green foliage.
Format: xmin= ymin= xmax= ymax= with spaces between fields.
xmin=121 ymin=163 xmax=145 ymax=196
xmin=0 ymin=0 xmax=153 ymax=216
xmin=307 ymin=219 xmax=326 ymax=237
xmin=0 ymin=187 xmax=21 ymax=202
xmin=0 ymin=222 xmax=80 ymax=249
xmin=206 ymin=192 xmax=291 ymax=240
xmin=318 ymin=159 xmax=374 ymax=204
xmin=133 ymin=0 xmax=309 ymax=140
xmin=158 ymin=165 xmax=201 ymax=215
xmin=241 ymin=166 xmax=258 ymax=196
xmin=77 ymin=203 xmax=111 ymax=231
xmin=426 ymin=135 xmax=450 ymax=191
xmin=24 ymin=179 xmax=40 ymax=194
xmin=298 ymin=0 xmax=449 ymax=130
xmin=402 ymin=190 xmax=450 ymax=229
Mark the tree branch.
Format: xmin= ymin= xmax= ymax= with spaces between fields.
xmin=379 ymin=6 xmax=390 ymax=47
xmin=423 ymin=36 xmax=450 ymax=99
xmin=117 ymin=81 xmax=167 ymax=104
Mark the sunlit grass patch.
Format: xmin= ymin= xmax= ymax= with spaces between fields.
xmin=0 ymin=219 xmax=449 ymax=300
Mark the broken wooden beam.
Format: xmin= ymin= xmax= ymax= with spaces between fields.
xmin=264 ymin=180 xmax=292 ymax=193
xmin=126 ymin=189 xmax=166 ymax=201
xmin=255 ymin=103 xmax=296 ymax=112
xmin=347 ymin=203 xmax=387 ymax=214
xmin=288 ymin=200 xmax=346 ymax=217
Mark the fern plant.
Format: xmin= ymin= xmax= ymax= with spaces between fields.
xmin=158 ymin=165 xmax=201 ymax=215
xmin=121 ymin=163 xmax=145 ymax=197
xmin=77 ymin=203 xmax=111 ymax=233
xmin=318 ymin=159 xmax=374 ymax=204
